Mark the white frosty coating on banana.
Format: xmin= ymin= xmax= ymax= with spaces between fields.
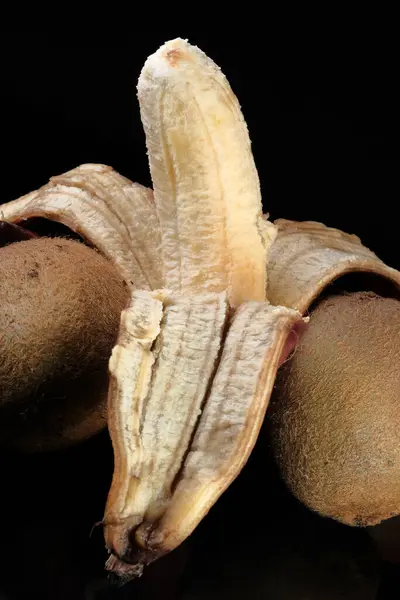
xmin=1 ymin=164 xmax=162 ymax=290
xmin=137 ymin=38 xmax=276 ymax=307
xmin=142 ymin=302 xmax=303 ymax=552
xmin=105 ymin=290 xmax=228 ymax=557
xmin=106 ymin=290 xmax=164 ymax=531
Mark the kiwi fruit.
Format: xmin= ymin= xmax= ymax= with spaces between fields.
xmin=178 ymin=433 xmax=380 ymax=600
xmin=0 ymin=236 xmax=129 ymax=452
xmin=269 ymin=290 xmax=400 ymax=527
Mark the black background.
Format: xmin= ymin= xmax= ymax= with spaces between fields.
xmin=0 ymin=31 xmax=399 ymax=598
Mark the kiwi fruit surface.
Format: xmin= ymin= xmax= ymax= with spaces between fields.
xmin=270 ymin=290 xmax=400 ymax=527
xmin=0 ymin=237 xmax=129 ymax=452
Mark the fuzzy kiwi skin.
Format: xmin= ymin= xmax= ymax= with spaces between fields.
xmin=269 ymin=291 xmax=400 ymax=527
xmin=0 ymin=237 xmax=129 ymax=452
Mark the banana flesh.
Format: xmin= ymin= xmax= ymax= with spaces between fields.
xmin=137 ymin=38 xmax=276 ymax=308
xmin=1 ymin=163 xmax=162 ymax=290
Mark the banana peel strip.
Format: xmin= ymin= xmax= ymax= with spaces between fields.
xmin=268 ymin=219 xmax=400 ymax=313
xmin=105 ymin=290 xmax=229 ymax=560
xmin=1 ymin=163 xmax=162 ymax=290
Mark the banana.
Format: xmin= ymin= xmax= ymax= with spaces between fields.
xmin=96 ymin=50 xmax=400 ymax=583
xmin=0 ymin=39 xmax=305 ymax=579
xmin=102 ymin=39 xmax=303 ymax=578
xmin=1 ymin=163 xmax=162 ymax=290
xmin=137 ymin=38 xmax=276 ymax=308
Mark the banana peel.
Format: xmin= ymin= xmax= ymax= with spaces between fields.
xmin=1 ymin=163 xmax=162 ymax=290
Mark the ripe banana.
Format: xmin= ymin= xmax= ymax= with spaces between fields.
xmin=137 ymin=37 xmax=276 ymax=308
xmin=102 ymin=39 xmax=400 ymax=577
xmin=102 ymin=38 xmax=303 ymax=578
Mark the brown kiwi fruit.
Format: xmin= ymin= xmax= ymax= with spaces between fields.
xmin=0 ymin=236 xmax=129 ymax=452
xmin=269 ymin=290 xmax=400 ymax=527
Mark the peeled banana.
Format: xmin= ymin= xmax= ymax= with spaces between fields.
xmin=102 ymin=39 xmax=400 ymax=577
xmin=101 ymin=38 xmax=302 ymax=577
xmin=137 ymin=38 xmax=276 ymax=308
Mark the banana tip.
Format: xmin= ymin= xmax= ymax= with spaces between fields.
xmin=137 ymin=37 xmax=215 ymax=90
xmin=138 ymin=38 xmax=190 ymax=83
xmin=162 ymin=37 xmax=190 ymax=67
